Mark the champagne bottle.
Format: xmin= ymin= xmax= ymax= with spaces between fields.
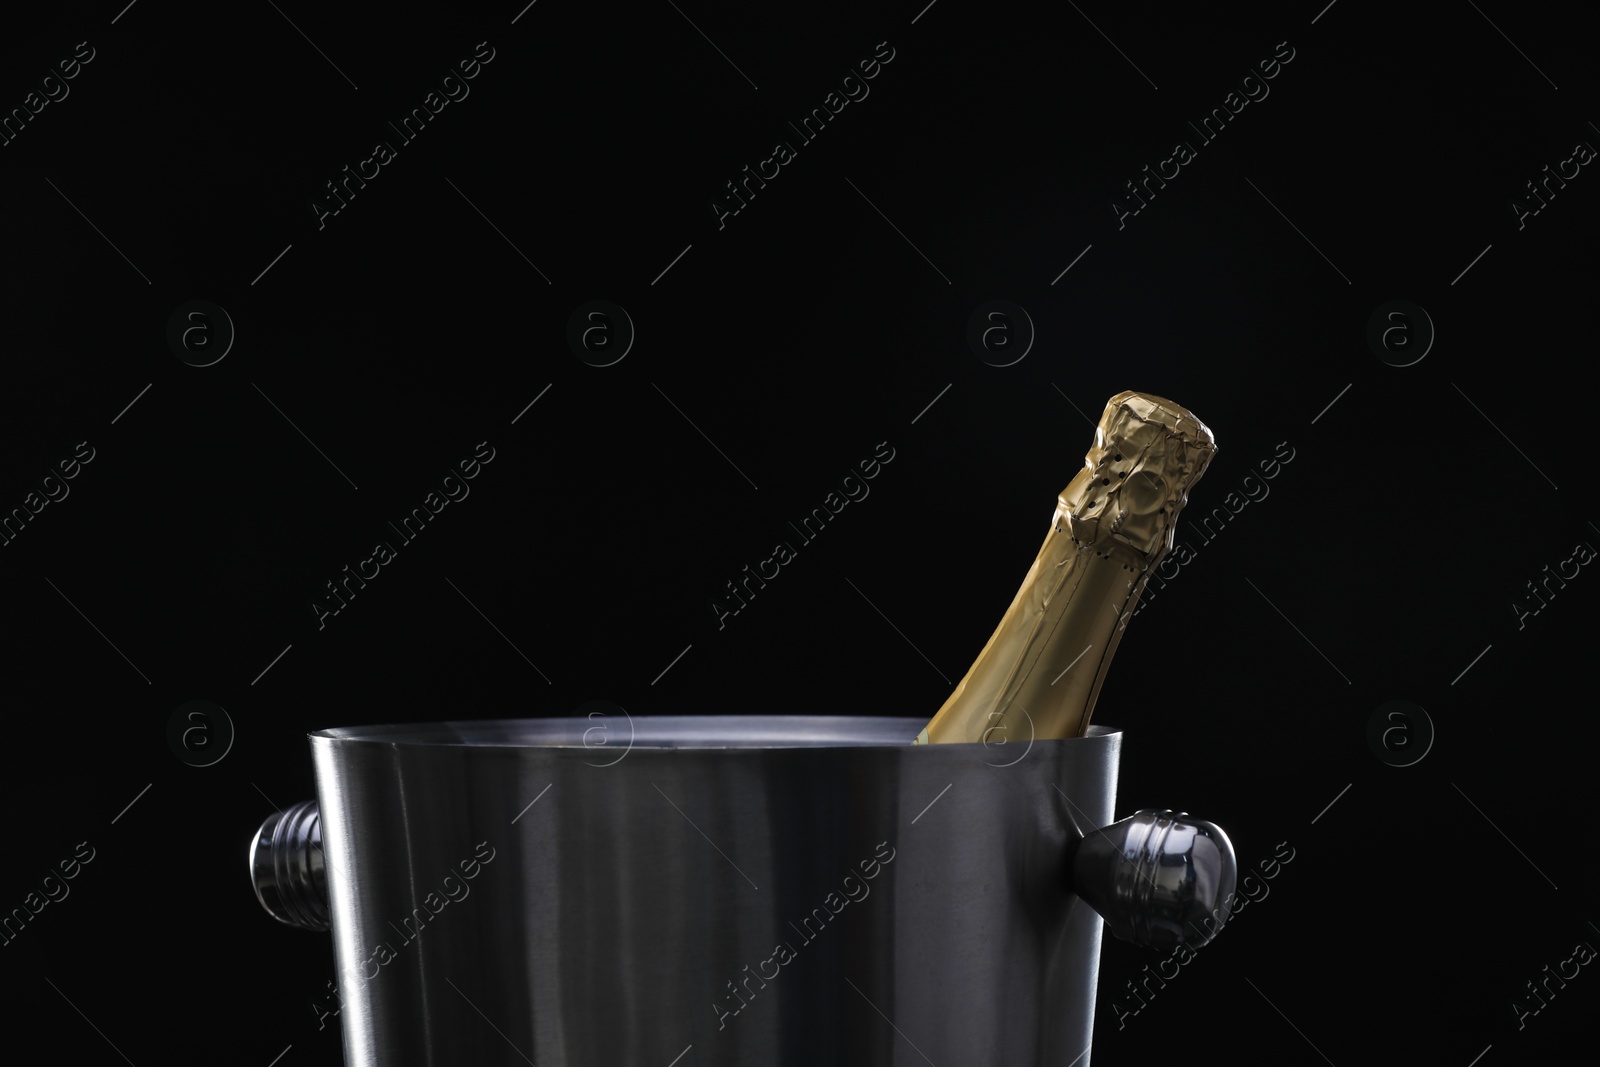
xmin=914 ymin=391 xmax=1216 ymax=744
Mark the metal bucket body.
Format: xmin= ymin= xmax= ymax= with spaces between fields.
xmin=308 ymin=715 xmax=1121 ymax=1066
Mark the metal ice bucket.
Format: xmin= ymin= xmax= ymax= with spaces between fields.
xmin=250 ymin=716 xmax=1235 ymax=1066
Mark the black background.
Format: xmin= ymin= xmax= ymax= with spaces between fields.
xmin=2 ymin=1 xmax=1595 ymax=1064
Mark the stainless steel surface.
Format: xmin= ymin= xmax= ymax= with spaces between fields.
xmin=249 ymin=715 xmax=1237 ymax=1066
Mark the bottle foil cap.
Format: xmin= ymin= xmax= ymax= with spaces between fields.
xmin=1058 ymin=391 xmax=1218 ymax=561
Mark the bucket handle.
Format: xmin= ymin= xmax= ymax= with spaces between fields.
xmin=251 ymin=802 xmax=1238 ymax=951
xmin=1069 ymin=809 xmax=1237 ymax=951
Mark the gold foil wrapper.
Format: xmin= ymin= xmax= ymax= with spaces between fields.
xmin=914 ymin=391 xmax=1216 ymax=744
